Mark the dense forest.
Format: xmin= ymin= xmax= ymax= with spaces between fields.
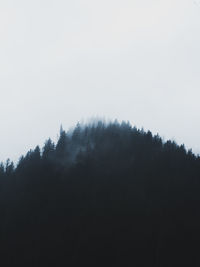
xmin=0 ymin=120 xmax=200 ymax=266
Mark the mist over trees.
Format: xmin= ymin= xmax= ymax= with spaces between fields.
xmin=0 ymin=120 xmax=200 ymax=266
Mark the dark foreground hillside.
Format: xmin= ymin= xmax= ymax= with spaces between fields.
xmin=0 ymin=121 xmax=200 ymax=266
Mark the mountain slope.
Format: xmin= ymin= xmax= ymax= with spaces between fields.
xmin=0 ymin=120 xmax=200 ymax=266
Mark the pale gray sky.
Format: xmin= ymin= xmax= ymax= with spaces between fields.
xmin=0 ymin=0 xmax=200 ymax=162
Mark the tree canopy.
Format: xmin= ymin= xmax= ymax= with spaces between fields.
xmin=0 ymin=120 xmax=200 ymax=266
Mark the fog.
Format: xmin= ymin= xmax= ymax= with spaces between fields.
xmin=0 ymin=0 xmax=200 ymax=162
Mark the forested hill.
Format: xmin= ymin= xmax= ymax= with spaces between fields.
xmin=1 ymin=121 xmax=200 ymax=266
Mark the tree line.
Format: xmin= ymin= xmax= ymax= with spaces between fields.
xmin=0 ymin=120 xmax=200 ymax=266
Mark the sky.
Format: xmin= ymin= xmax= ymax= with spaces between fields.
xmin=0 ymin=0 xmax=200 ymax=162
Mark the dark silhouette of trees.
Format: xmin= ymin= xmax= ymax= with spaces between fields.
xmin=0 ymin=120 xmax=200 ymax=266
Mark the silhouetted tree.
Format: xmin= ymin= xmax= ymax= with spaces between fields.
xmin=5 ymin=159 xmax=14 ymax=175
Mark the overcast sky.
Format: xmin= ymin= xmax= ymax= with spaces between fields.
xmin=1 ymin=0 xmax=200 ymax=162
